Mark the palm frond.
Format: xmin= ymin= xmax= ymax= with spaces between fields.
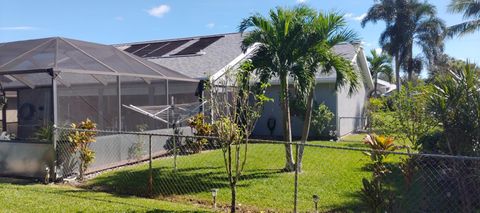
xmin=447 ymin=19 xmax=480 ymax=37
xmin=448 ymin=0 xmax=480 ymax=19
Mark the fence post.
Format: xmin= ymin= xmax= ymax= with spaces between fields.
xmin=173 ymin=130 xmax=177 ymax=172
xmin=148 ymin=134 xmax=153 ymax=198
xmin=293 ymin=142 xmax=299 ymax=213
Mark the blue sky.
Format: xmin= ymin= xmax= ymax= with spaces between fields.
xmin=1 ymin=0 xmax=479 ymax=67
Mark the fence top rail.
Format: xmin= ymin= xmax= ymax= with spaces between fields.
xmin=54 ymin=127 xmax=480 ymax=160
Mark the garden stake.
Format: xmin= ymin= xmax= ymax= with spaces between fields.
xmin=211 ymin=188 xmax=218 ymax=209
xmin=313 ymin=194 xmax=319 ymax=213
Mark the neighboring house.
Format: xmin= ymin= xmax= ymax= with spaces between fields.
xmin=116 ymin=32 xmax=374 ymax=137
xmin=374 ymin=79 xmax=397 ymax=96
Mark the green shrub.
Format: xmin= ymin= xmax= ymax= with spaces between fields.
xmin=368 ymin=98 xmax=384 ymax=113
xmin=427 ymin=63 xmax=480 ymax=156
xmin=417 ymin=129 xmax=446 ymax=154
xmin=370 ymin=111 xmax=397 ymax=136
xmin=311 ymin=103 xmax=334 ymax=136
xmin=390 ymin=83 xmax=437 ymax=149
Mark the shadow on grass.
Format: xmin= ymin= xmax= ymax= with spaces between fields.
xmin=0 ymin=184 xmax=208 ymax=213
xmin=88 ymin=165 xmax=281 ymax=199
xmin=333 ymin=161 xmax=437 ymax=212
xmin=324 ymin=162 xmax=408 ymax=212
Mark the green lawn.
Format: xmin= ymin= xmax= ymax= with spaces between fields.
xmin=0 ymin=179 xmax=210 ymax=212
xmin=88 ymin=138 xmax=406 ymax=212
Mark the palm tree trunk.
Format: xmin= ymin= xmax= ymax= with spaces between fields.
xmin=280 ymin=74 xmax=295 ymax=172
xmin=297 ymin=87 xmax=314 ymax=173
xmin=395 ymin=55 xmax=401 ymax=92
xmin=374 ymin=72 xmax=378 ymax=97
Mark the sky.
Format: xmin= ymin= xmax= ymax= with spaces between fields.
xmin=1 ymin=0 xmax=479 ymax=70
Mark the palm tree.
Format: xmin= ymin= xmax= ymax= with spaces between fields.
xmin=294 ymin=12 xmax=360 ymax=173
xmin=239 ymin=6 xmax=316 ymax=172
xmin=367 ymin=49 xmax=393 ymax=96
xmin=378 ymin=64 xmax=394 ymax=83
xmin=448 ymin=0 xmax=480 ymax=37
xmin=362 ymin=0 xmax=446 ymax=90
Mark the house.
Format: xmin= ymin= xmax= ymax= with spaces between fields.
xmin=374 ymin=79 xmax=397 ymax=96
xmin=116 ymin=32 xmax=374 ymax=137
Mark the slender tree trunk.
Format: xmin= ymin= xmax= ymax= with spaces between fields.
xmin=395 ymin=55 xmax=401 ymax=92
xmin=297 ymin=87 xmax=314 ymax=173
xmin=230 ymin=183 xmax=237 ymax=212
xmin=374 ymin=73 xmax=378 ymax=97
xmin=227 ymin=145 xmax=236 ymax=212
xmin=407 ymin=46 xmax=413 ymax=82
xmin=280 ymin=74 xmax=295 ymax=172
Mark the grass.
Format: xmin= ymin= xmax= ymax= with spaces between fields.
xmin=340 ymin=134 xmax=367 ymax=143
xmin=88 ymin=136 xmax=407 ymax=212
xmin=0 ymin=178 xmax=210 ymax=212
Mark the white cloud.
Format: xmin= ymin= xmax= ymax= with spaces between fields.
xmin=114 ymin=16 xmax=124 ymax=21
xmin=361 ymin=41 xmax=372 ymax=47
xmin=353 ymin=13 xmax=367 ymax=21
xmin=206 ymin=22 xmax=215 ymax=29
xmin=344 ymin=13 xmax=354 ymax=18
xmin=296 ymin=0 xmax=307 ymax=3
xmin=375 ymin=48 xmax=383 ymax=54
xmin=0 ymin=26 xmax=36 ymax=31
xmin=344 ymin=13 xmax=367 ymax=22
xmin=147 ymin=4 xmax=170 ymax=18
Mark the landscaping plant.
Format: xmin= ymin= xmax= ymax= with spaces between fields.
xmin=291 ymin=10 xmax=360 ymax=174
xmin=310 ymin=103 xmax=335 ymax=137
xmin=209 ymin=61 xmax=271 ymax=212
xmin=391 ymin=83 xmax=437 ymax=150
xmin=67 ymin=119 xmax=97 ymax=180
xmin=290 ymin=100 xmax=334 ymax=137
xmin=360 ymin=134 xmax=396 ymax=212
xmin=428 ymin=63 xmax=480 ymax=156
xmin=187 ymin=113 xmax=214 ymax=153
xmin=239 ymin=6 xmax=315 ymax=172
xmin=426 ymin=63 xmax=480 ymax=211
xmin=128 ymin=124 xmax=148 ymax=162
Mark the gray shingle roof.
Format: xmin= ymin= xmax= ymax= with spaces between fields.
xmin=116 ymin=33 xmax=244 ymax=79
xmin=116 ymin=33 xmax=360 ymax=80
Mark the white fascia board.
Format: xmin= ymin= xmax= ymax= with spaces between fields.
xmin=210 ymin=43 xmax=260 ymax=82
xmin=356 ymin=48 xmax=374 ymax=89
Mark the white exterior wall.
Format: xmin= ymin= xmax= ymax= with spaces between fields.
xmin=336 ymin=69 xmax=368 ymax=136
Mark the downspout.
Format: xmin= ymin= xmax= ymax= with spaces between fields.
xmin=336 ymin=88 xmax=340 ymax=139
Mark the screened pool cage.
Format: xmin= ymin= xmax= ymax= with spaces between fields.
xmin=0 ymin=37 xmax=201 ymax=179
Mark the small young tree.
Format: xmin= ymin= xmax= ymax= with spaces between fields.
xmin=67 ymin=119 xmax=97 ymax=180
xmin=391 ymin=83 xmax=437 ymax=150
xmin=209 ymin=61 xmax=270 ymax=212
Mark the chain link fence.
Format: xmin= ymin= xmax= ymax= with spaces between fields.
xmin=54 ymin=127 xmax=480 ymax=212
